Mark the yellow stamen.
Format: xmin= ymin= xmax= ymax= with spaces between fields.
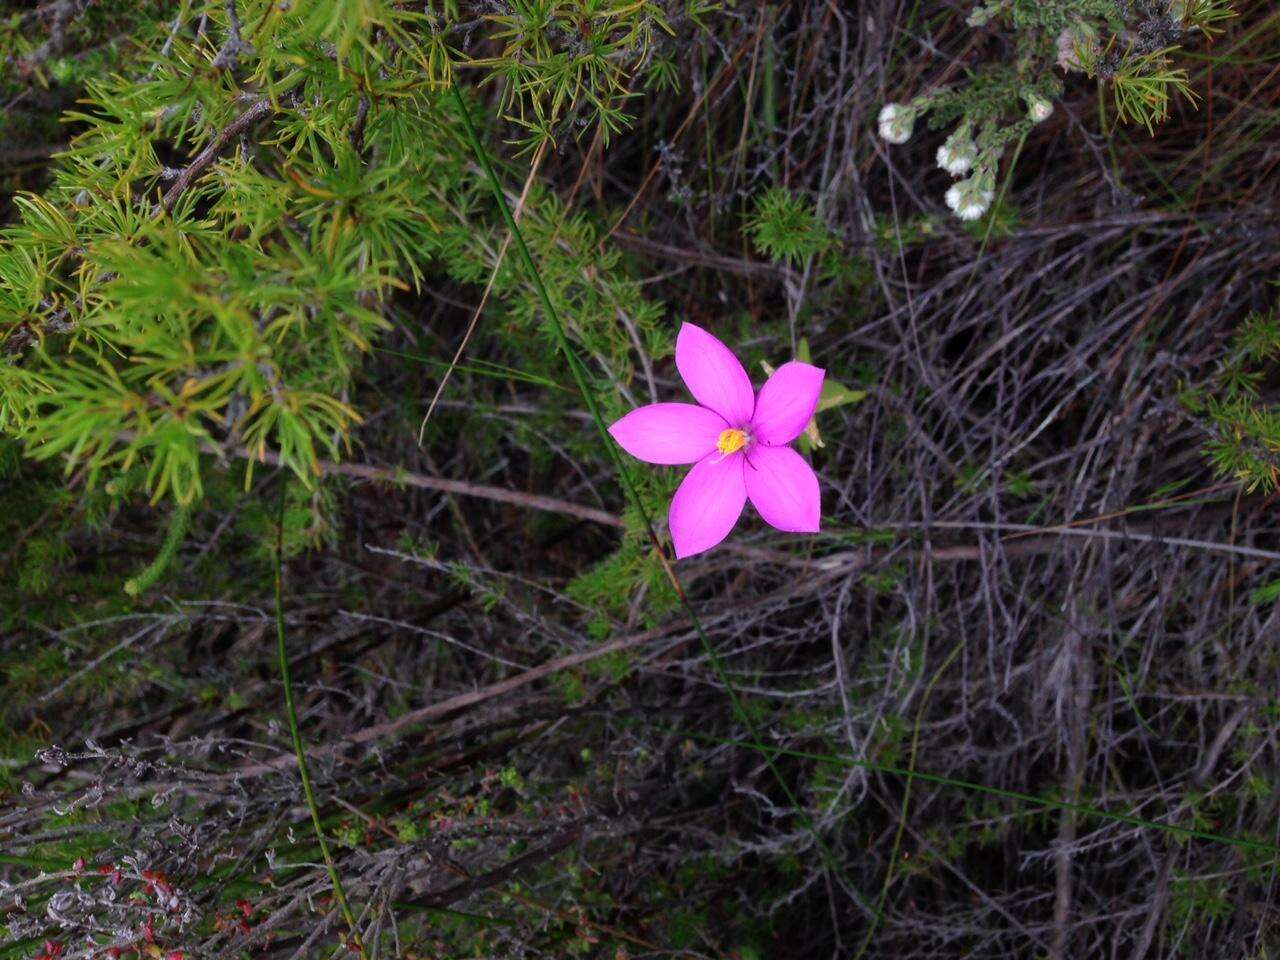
xmin=716 ymin=428 xmax=748 ymax=455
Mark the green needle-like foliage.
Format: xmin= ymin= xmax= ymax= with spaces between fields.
xmin=746 ymin=188 xmax=832 ymax=266
xmin=1188 ymin=307 xmax=1280 ymax=493
xmin=0 ymin=0 xmax=685 ymax=511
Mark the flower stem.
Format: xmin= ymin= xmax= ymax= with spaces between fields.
xmin=274 ymin=478 xmax=365 ymax=956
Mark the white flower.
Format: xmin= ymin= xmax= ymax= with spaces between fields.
xmin=945 ymin=176 xmax=994 ymax=221
xmin=1027 ymin=95 xmax=1053 ymax=123
xmin=936 ymin=144 xmax=969 ymax=175
xmin=877 ymin=103 xmax=916 ymax=144
xmin=936 ymin=128 xmax=977 ymax=175
xmin=954 ymin=196 xmax=990 ymax=221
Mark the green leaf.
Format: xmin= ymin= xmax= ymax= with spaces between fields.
xmin=1250 ymin=579 xmax=1280 ymax=606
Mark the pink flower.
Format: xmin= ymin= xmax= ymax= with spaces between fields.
xmin=608 ymin=322 xmax=824 ymax=559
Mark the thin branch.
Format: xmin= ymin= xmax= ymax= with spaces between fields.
xmin=417 ymin=138 xmax=549 ymax=444
xmin=116 ymin=430 xmax=625 ymax=528
xmin=251 ymin=445 xmax=624 ymax=529
xmin=158 ymin=98 xmax=274 ymax=213
xmin=273 ymin=481 xmax=366 ymax=956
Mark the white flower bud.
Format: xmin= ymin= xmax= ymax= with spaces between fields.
xmin=1026 ymin=94 xmax=1053 ymax=123
xmin=954 ymin=196 xmax=990 ymax=221
xmin=936 ymin=145 xmax=968 ymax=175
xmin=877 ymin=103 xmax=916 ymax=144
xmin=936 ymin=127 xmax=977 ymax=175
xmin=945 ymin=174 xmax=994 ymax=221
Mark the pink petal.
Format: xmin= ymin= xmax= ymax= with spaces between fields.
xmin=608 ymin=403 xmax=727 ymax=464
xmin=750 ymin=361 xmax=825 ymax=446
xmin=675 ymin=322 xmax=755 ymax=426
xmin=669 ymin=452 xmax=747 ymax=559
xmin=744 ymin=444 xmax=821 ymax=533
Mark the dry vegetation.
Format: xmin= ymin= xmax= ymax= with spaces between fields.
xmin=3 ymin=1 xmax=1280 ymax=958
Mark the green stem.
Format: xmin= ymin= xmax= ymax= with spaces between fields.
xmin=124 ymin=505 xmax=190 ymax=597
xmin=853 ymin=638 xmax=963 ymax=960
xmin=274 ymin=478 xmax=365 ymax=955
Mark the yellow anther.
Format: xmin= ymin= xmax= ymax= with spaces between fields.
xmin=716 ymin=428 xmax=748 ymax=456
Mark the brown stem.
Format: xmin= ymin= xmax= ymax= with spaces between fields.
xmin=159 ymin=98 xmax=274 ymax=213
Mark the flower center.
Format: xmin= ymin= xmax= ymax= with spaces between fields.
xmin=716 ymin=428 xmax=749 ymax=456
